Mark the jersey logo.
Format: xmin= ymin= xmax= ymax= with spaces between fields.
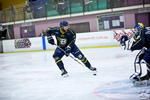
xmin=60 ymin=38 xmax=67 ymax=45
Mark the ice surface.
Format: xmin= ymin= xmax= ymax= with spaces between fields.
xmin=0 ymin=47 xmax=150 ymax=100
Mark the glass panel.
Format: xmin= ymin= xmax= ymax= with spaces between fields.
xmin=0 ymin=10 xmax=6 ymax=23
xmin=30 ymin=1 xmax=46 ymax=19
xmin=84 ymin=0 xmax=97 ymax=12
xmin=46 ymin=0 xmax=70 ymax=17
xmin=126 ymin=0 xmax=143 ymax=6
xmin=71 ymin=0 xmax=83 ymax=14
xmin=5 ymin=8 xmax=13 ymax=22
xmin=144 ymin=0 xmax=150 ymax=4
xmin=109 ymin=0 xmax=144 ymax=8
xmin=15 ymin=7 xmax=24 ymax=21
xmin=98 ymin=0 xmax=107 ymax=10
xmin=46 ymin=0 xmax=59 ymax=17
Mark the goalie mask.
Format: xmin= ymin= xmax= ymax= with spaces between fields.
xmin=133 ymin=23 xmax=144 ymax=40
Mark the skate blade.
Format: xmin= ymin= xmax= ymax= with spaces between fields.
xmin=133 ymin=80 xmax=148 ymax=87
xmin=92 ymin=70 xmax=97 ymax=76
xmin=62 ymin=74 xmax=69 ymax=78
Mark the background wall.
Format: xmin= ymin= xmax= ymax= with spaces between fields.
xmin=135 ymin=13 xmax=150 ymax=27
xmin=13 ymin=14 xmax=98 ymax=39
xmin=124 ymin=13 xmax=136 ymax=29
xmin=13 ymin=11 xmax=150 ymax=39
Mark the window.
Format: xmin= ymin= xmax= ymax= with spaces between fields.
xmin=97 ymin=13 xmax=125 ymax=30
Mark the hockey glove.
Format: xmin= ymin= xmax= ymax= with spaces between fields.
xmin=120 ymin=35 xmax=129 ymax=50
xmin=47 ymin=36 xmax=55 ymax=45
xmin=65 ymin=46 xmax=71 ymax=57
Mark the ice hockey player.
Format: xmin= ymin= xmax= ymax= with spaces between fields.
xmin=46 ymin=21 xmax=96 ymax=77
xmin=119 ymin=23 xmax=150 ymax=84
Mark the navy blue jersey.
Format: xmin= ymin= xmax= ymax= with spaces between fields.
xmin=47 ymin=27 xmax=76 ymax=48
xmin=131 ymin=28 xmax=150 ymax=51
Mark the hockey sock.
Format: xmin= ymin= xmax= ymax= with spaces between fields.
xmin=55 ymin=59 xmax=65 ymax=70
xmin=81 ymin=58 xmax=91 ymax=69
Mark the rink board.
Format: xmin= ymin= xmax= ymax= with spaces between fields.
xmin=2 ymin=29 xmax=132 ymax=53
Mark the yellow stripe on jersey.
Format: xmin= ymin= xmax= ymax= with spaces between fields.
xmin=83 ymin=59 xmax=87 ymax=64
xmin=56 ymin=59 xmax=62 ymax=64
xmin=60 ymin=27 xmax=65 ymax=34
xmin=131 ymin=38 xmax=141 ymax=48
xmin=67 ymin=29 xmax=76 ymax=46
xmin=69 ymin=29 xmax=75 ymax=35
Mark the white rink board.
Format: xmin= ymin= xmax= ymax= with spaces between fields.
xmin=46 ymin=31 xmax=118 ymax=49
xmin=2 ymin=29 xmax=133 ymax=53
xmin=2 ymin=37 xmax=43 ymax=52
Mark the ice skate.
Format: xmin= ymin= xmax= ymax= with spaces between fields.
xmin=61 ymin=69 xmax=69 ymax=77
xmin=89 ymin=67 xmax=97 ymax=75
xmin=132 ymin=73 xmax=150 ymax=87
xmin=89 ymin=66 xmax=97 ymax=71
xmin=140 ymin=74 xmax=150 ymax=81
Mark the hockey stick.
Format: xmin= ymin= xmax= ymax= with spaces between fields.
xmin=55 ymin=45 xmax=97 ymax=76
xmin=54 ymin=45 xmax=84 ymax=66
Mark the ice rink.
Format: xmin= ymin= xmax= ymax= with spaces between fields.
xmin=0 ymin=47 xmax=150 ymax=100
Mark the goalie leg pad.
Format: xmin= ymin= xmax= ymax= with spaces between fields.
xmin=132 ymin=48 xmax=147 ymax=76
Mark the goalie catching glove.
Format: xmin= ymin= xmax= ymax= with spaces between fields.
xmin=120 ymin=35 xmax=128 ymax=50
xmin=119 ymin=35 xmax=135 ymax=50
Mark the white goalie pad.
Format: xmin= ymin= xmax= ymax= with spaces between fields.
xmin=133 ymin=48 xmax=147 ymax=76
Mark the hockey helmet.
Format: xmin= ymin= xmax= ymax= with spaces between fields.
xmin=59 ymin=21 xmax=69 ymax=27
xmin=134 ymin=23 xmax=144 ymax=37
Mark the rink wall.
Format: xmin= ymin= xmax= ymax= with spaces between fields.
xmin=2 ymin=29 xmax=132 ymax=53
